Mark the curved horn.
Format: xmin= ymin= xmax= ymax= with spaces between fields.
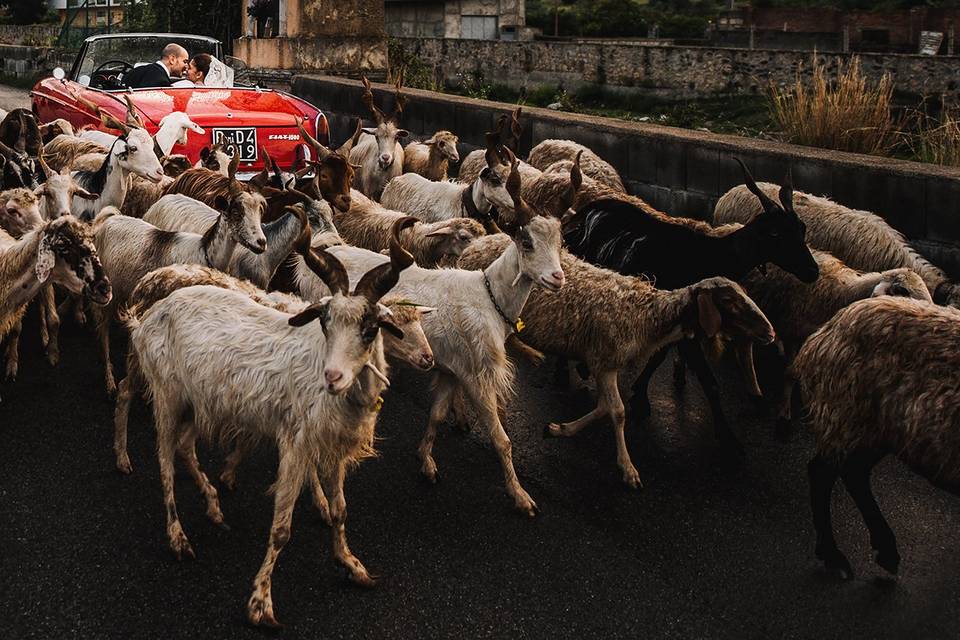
xmin=123 ymin=95 xmax=145 ymax=128
xmin=37 ymin=147 xmax=54 ymax=180
xmin=779 ymin=167 xmax=795 ymax=213
xmin=297 ymin=117 xmax=331 ymax=160
xmin=284 ymin=204 xmax=313 ymax=255
xmin=360 ymin=76 xmax=386 ymax=125
xmin=392 ymin=74 xmax=407 ymax=121
xmin=554 ymin=150 xmax=583 ymax=218
xmin=303 ymin=247 xmax=350 ymax=296
xmin=734 ymin=157 xmax=778 ymax=213
xmin=100 ymin=111 xmax=131 ymax=135
xmin=507 ymin=107 xmax=523 ymax=151
xmin=74 ymin=92 xmax=102 ymax=117
xmin=353 ymin=216 xmax=416 ymax=303
xmin=501 ymin=146 xmax=522 ymax=204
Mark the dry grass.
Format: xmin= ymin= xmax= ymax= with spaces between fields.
xmin=768 ymin=55 xmax=899 ymax=156
xmin=907 ymin=99 xmax=960 ymax=167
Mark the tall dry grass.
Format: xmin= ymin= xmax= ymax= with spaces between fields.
xmin=768 ymin=55 xmax=899 ymax=155
xmin=908 ymin=99 xmax=960 ymax=167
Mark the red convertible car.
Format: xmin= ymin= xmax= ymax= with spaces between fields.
xmin=31 ymin=33 xmax=329 ymax=179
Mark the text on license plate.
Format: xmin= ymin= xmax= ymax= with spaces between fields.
xmin=211 ymin=128 xmax=258 ymax=161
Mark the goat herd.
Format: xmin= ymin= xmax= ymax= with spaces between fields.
xmin=1 ymin=78 xmax=958 ymax=627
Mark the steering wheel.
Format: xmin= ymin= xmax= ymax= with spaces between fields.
xmin=91 ymin=60 xmax=134 ymax=90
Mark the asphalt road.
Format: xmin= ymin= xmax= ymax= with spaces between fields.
xmin=2 ymin=86 xmax=959 ymax=639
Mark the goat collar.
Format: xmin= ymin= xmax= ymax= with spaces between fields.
xmin=461 ymin=184 xmax=490 ymax=223
xmin=484 ymin=272 xmax=523 ymax=334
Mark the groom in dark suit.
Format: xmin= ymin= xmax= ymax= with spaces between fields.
xmin=124 ymin=43 xmax=189 ymax=89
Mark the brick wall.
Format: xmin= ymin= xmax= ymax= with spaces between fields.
xmin=292 ymin=74 xmax=960 ymax=276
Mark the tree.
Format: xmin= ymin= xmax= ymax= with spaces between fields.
xmin=5 ymin=0 xmax=51 ymax=24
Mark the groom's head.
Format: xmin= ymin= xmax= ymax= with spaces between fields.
xmin=161 ymin=43 xmax=189 ymax=77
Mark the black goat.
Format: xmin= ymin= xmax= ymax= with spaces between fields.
xmin=563 ymin=159 xmax=819 ymax=452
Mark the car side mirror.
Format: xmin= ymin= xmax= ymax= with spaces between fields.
xmin=52 ymin=67 xmax=65 ymax=81
xmin=79 ymin=75 xmax=91 ymax=87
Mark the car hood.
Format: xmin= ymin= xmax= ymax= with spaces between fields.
xmin=116 ymin=87 xmax=314 ymax=127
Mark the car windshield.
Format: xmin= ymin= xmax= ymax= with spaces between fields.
xmin=74 ymin=36 xmax=219 ymax=83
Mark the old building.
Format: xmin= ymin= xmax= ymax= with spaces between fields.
xmin=234 ymin=0 xmax=388 ymax=74
xmin=385 ymin=0 xmax=532 ymax=41
xmin=712 ymin=6 xmax=960 ymax=54
xmin=51 ymin=0 xmax=124 ymax=29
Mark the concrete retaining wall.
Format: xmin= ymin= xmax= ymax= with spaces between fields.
xmin=292 ymin=74 xmax=960 ymax=276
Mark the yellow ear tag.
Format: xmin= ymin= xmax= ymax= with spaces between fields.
xmin=373 ymin=395 xmax=384 ymax=412
xmin=515 ymin=318 xmax=525 ymax=333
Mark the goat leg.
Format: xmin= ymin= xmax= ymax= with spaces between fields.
xmin=322 ymin=460 xmax=376 ymax=586
xmin=677 ymin=338 xmax=744 ymax=456
xmin=3 ymin=318 xmax=21 ymax=380
xmin=629 ymin=346 xmax=670 ymax=419
xmin=247 ymin=443 xmax=305 ymax=627
xmin=808 ymin=454 xmax=852 ymax=579
xmin=42 ymin=284 xmax=59 ymax=366
xmin=841 ymin=447 xmax=899 ymax=575
xmin=178 ymin=428 xmax=226 ymax=528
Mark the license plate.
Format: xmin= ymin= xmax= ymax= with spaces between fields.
xmin=211 ymin=127 xmax=257 ymax=162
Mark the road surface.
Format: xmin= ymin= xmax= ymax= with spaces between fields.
xmin=1 ymin=85 xmax=958 ymax=639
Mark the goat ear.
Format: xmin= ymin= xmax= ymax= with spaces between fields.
xmin=35 ymin=230 xmax=56 ymax=283
xmin=424 ymin=227 xmax=454 ymax=238
xmin=696 ymin=291 xmax=723 ymax=338
xmin=396 ymin=129 xmax=409 ymax=139
xmin=288 ymin=300 xmax=330 ymax=327
xmin=200 ymin=146 xmax=210 ymax=162
xmin=33 ymin=185 xmax=46 ymax=197
xmin=361 ymin=127 xmax=377 ymax=135
xmin=214 ymin=195 xmax=229 ymax=211
xmin=113 ymin=139 xmax=128 ymax=158
xmin=415 ymin=305 xmax=436 ymax=315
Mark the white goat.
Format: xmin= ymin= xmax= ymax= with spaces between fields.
xmin=70 ymin=129 xmax=165 ymax=221
xmin=349 ymin=77 xmax=408 ymax=200
xmin=326 ymin=194 xmax=565 ymax=515
xmin=381 ymin=145 xmax=521 ymax=232
xmin=128 ymin=229 xmax=413 ymax=626
xmin=91 ymin=199 xmax=266 ymax=394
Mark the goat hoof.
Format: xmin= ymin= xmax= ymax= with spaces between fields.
xmin=622 ymin=468 xmax=643 ymax=489
xmin=349 ymin=571 xmax=377 ymax=589
xmin=4 ymin=364 xmax=17 ymax=382
xmin=215 ymin=520 xmax=231 ymax=532
xmin=170 ymin=536 xmax=195 ymax=562
xmin=219 ymin=472 xmax=237 ymax=491
xmin=46 ymin=350 xmax=59 ymax=368
xmin=420 ymin=466 xmax=440 ymax=484
xmin=115 ymin=454 xmax=133 ymax=475
xmin=817 ymin=546 xmax=853 ymax=580
xmin=876 ymin=548 xmax=901 ymax=575
xmin=543 ymin=423 xmax=562 ymax=438
xmin=247 ymin=596 xmax=282 ymax=628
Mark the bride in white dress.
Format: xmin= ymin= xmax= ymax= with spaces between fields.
xmin=171 ymin=53 xmax=233 ymax=88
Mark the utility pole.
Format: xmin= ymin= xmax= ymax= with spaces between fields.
xmin=554 ymin=0 xmax=560 ymax=37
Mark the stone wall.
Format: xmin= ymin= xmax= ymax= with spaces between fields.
xmin=0 ymin=25 xmax=60 ymax=47
xmin=0 ymin=44 xmax=73 ymax=80
xmin=292 ymin=74 xmax=960 ymax=276
xmin=233 ymin=35 xmax=387 ymax=74
xmin=393 ymin=37 xmax=960 ymax=99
